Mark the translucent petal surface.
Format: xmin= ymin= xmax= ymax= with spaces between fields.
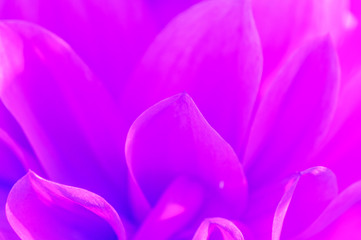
xmin=245 ymin=37 xmax=340 ymax=187
xmin=0 ymin=0 xmax=155 ymax=98
xmin=6 ymin=171 xmax=125 ymax=240
xmin=0 ymin=21 xmax=127 ymax=210
xmin=193 ymin=217 xmax=244 ymax=240
xmin=272 ymin=167 xmax=338 ymax=239
xmin=122 ymin=0 xmax=262 ymax=156
xmin=125 ymin=93 xmax=247 ymax=218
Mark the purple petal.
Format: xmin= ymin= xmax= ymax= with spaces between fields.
xmin=0 ymin=0 xmax=155 ymax=98
xmin=125 ymin=93 xmax=247 ymax=219
xmin=6 ymin=171 xmax=125 ymax=240
xmin=192 ymin=217 xmax=245 ymax=240
xmin=252 ymin=0 xmax=353 ymax=77
xmin=145 ymin=0 xmax=201 ymax=29
xmin=134 ymin=177 xmax=205 ymax=239
xmin=0 ymin=188 xmax=19 ymax=240
xmin=122 ymin=0 xmax=262 ymax=156
xmin=0 ymin=21 xmax=127 ymax=210
xmin=244 ymin=37 xmax=340 ymax=187
xmin=297 ymin=180 xmax=361 ymax=239
xmin=272 ymin=166 xmax=338 ymax=239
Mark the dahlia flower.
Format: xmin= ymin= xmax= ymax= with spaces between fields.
xmin=0 ymin=0 xmax=360 ymax=239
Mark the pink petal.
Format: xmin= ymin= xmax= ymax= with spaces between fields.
xmin=122 ymin=0 xmax=262 ymax=156
xmin=337 ymin=0 xmax=361 ymax=81
xmin=6 ymin=171 xmax=125 ymax=240
xmin=272 ymin=166 xmax=338 ymax=239
xmin=145 ymin=0 xmax=201 ymax=29
xmin=0 ymin=0 xmax=155 ymax=98
xmin=134 ymin=176 xmax=205 ymax=239
xmin=244 ymin=37 xmax=340 ymax=187
xmin=297 ymin=180 xmax=361 ymax=239
xmin=252 ymin=0 xmax=353 ymax=77
xmin=0 ymin=21 xmax=127 ymax=210
xmin=192 ymin=217 xmax=245 ymax=240
xmin=313 ymin=71 xmax=361 ymax=190
xmin=125 ymin=93 xmax=247 ymax=219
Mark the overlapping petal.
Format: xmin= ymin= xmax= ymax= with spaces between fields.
xmin=6 ymin=171 xmax=125 ymax=240
xmin=0 ymin=0 xmax=155 ymax=98
xmin=244 ymin=37 xmax=340 ymax=187
xmin=125 ymin=93 xmax=247 ymax=237
xmin=122 ymin=0 xmax=262 ymax=156
xmin=313 ymin=71 xmax=361 ymax=190
xmin=296 ymin=180 xmax=361 ymax=239
xmin=192 ymin=217 xmax=244 ymax=240
xmin=252 ymin=0 xmax=353 ymax=77
xmin=0 ymin=21 xmax=127 ymax=211
xmin=272 ymin=167 xmax=338 ymax=239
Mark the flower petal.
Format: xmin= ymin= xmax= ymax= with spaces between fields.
xmin=122 ymin=0 xmax=262 ymax=156
xmin=313 ymin=71 xmax=361 ymax=190
xmin=134 ymin=176 xmax=205 ymax=239
xmin=244 ymin=37 xmax=340 ymax=187
xmin=0 ymin=0 xmax=155 ymax=98
xmin=297 ymin=180 xmax=361 ymax=239
xmin=0 ymin=21 xmax=127 ymax=210
xmin=272 ymin=166 xmax=338 ymax=239
xmin=252 ymin=0 xmax=352 ymax=77
xmin=125 ymin=93 xmax=247 ymax=218
xmin=192 ymin=217 xmax=245 ymax=240
xmin=6 ymin=171 xmax=125 ymax=240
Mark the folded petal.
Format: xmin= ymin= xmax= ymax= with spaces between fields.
xmin=6 ymin=171 xmax=125 ymax=240
xmin=0 ymin=0 xmax=155 ymax=98
xmin=244 ymin=37 xmax=340 ymax=187
xmin=122 ymin=0 xmax=262 ymax=156
xmin=192 ymin=217 xmax=244 ymax=240
xmin=252 ymin=0 xmax=353 ymax=77
xmin=125 ymin=93 xmax=247 ymax=219
xmin=0 ymin=21 xmax=127 ymax=211
xmin=272 ymin=166 xmax=338 ymax=239
xmin=297 ymin=180 xmax=361 ymax=239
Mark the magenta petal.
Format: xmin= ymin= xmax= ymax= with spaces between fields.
xmin=6 ymin=171 xmax=125 ymax=240
xmin=122 ymin=0 xmax=262 ymax=156
xmin=193 ymin=217 xmax=244 ymax=240
xmin=135 ymin=177 xmax=205 ymax=239
xmin=245 ymin=37 xmax=340 ymax=186
xmin=0 ymin=0 xmax=155 ymax=98
xmin=272 ymin=167 xmax=338 ymax=239
xmin=252 ymin=0 xmax=352 ymax=77
xmin=313 ymin=71 xmax=361 ymax=190
xmin=297 ymin=180 xmax=361 ymax=239
xmin=125 ymin=93 xmax=247 ymax=218
xmin=0 ymin=21 xmax=127 ymax=209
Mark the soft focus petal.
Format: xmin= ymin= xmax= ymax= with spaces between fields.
xmin=252 ymin=0 xmax=353 ymax=77
xmin=122 ymin=0 xmax=262 ymax=156
xmin=297 ymin=180 xmax=361 ymax=239
xmin=125 ymin=93 xmax=247 ymax=219
xmin=337 ymin=1 xmax=361 ymax=81
xmin=0 ymin=0 xmax=155 ymax=98
xmin=6 ymin=171 xmax=125 ymax=240
xmin=134 ymin=176 xmax=205 ymax=239
xmin=145 ymin=0 xmax=200 ymax=29
xmin=192 ymin=217 xmax=244 ymax=240
xmin=0 ymin=21 xmax=127 ymax=211
xmin=272 ymin=167 xmax=338 ymax=239
xmin=313 ymin=71 xmax=361 ymax=190
xmin=245 ymin=37 xmax=340 ymax=187
xmin=0 ymin=186 xmax=19 ymax=240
